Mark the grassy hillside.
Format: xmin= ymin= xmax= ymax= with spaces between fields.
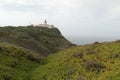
xmin=0 ymin=41 xmax=44 ymax=80
xmin=0 ymin=26 xmax=73 ymax=56
xmin=1 ymin=26 xmax=120 ymax=80
xmin=31 ymin=41 xmax=120 ymax=80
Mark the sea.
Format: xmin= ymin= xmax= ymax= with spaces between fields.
xmin=66 ymin=36 xmax=120 ymax=45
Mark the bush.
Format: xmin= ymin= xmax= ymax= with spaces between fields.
xmin=113 ymin=54 xmax=119 ymax=58
xmin=83 ymin=60 xmax=105 ymax=72
xmin=73 ymin=53 xmax=83 ymax=58
xmin=85 ymin=49 xmax=95 ymax=55
xmin=27 ymin=54 xmax=41 ymax=63
xmin=94 ymin=42 xmax=99 ymax=44
xmin=3 ymin=73 xmax=12 ymax=80
xmin=109 ymin=53 xmax=119 ymax=59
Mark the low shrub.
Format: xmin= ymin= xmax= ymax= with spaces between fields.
xmin=85 ymin=49 xmax=95 ymax=55
xmin=83 ymin=60 xmax=105 ymax=72
xmin=73 ymin=53 xmax=83 ymax=58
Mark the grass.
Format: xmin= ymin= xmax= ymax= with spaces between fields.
xmin=0 ymin=26 xmax=120 ymax=80
xmin=0 ymin=41 xmax=43 ymax=80
xmin=0 ymin=26 xmax=73 ymax=56
xmin=0 ymin=26 xmax=73 ymax=80
xmin=31 ymin=41 xmax=120 ymax=80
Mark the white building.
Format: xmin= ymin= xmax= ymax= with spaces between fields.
xmin=36 ymin=20 xmax=55 ymax=28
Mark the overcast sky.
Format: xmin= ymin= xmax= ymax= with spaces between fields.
xmin=0 ymin=0 xmax=120 ymax=41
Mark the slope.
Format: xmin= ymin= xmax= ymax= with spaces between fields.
xmin=0 ymin=26 xmax=73 ymax=56
xmin=31 ymin=41 xmax=120 ymax=80
xmin=0 ymin=41 xmax=44 ymax=80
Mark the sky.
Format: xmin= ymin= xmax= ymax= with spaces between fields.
xmin=0 ymin=0 xmax=120 ymax=44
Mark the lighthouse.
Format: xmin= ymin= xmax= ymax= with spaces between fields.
xmin=36 ymin=20 xmax=55 ymax=28
xmin=44 ymin=20 xmax=47 ymax=25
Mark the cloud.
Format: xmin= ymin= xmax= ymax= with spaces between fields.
xmin=0 ymin=0 xmax=120 ymax=39
xmin=0 ymin=0 xmax=120 ymax=23
xmin=0 ymin=0 xmax=76 ymax=13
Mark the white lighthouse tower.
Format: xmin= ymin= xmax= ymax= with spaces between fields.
xmin=37 ymin=20 xmax=55 ymax=28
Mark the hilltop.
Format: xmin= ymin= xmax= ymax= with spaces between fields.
xmin=31 ymin=41 xmax=120 ymax=80
xmin=0 ymin=26 xmax=73 ymax=56
xmin=0 ymin=25 xmax=73 ymax=80
xmin=0 ymin=25 xmax=120 ymax=80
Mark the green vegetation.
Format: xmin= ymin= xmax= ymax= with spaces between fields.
xmin=0 ymin=26 xmax=120 ymax=80
xmin=0 ymin=26 xmax=73 ymax=80
xmin=0 ymin=41 xmax=43 ymax=80
xmin=0 ymin=26 xmax=73 ymax=56
xmin=31 ymin=41 xmax=120 ymax=80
